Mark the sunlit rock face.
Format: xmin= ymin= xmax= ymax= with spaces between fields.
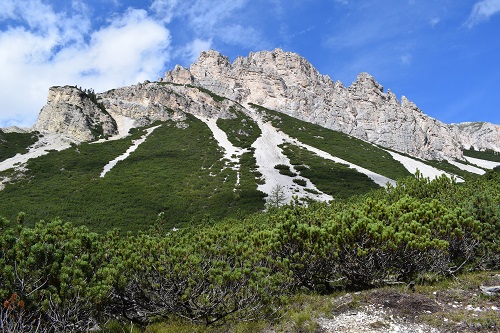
xmin=166 ymin=49 xmax=499 ymax=160
xmin=33 ymin=86 xmax=118 ymax=142
xmin=34 ymin=49 xmax=499 ymax=160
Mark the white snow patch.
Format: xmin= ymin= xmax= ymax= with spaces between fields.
xmin=0 ymin=134 xmax=71 ymax=173
xmin=386 ymin=150 xmax=464 ymax=182
xmin=290 ymin=139 xmax=395 ymax=187
xmin=93 ymin=112 xmax=136 ymax=143
xmin=464 ymin=156 xmax=500 ymax=170
xmin=100 ymin=125 xmax=161 ymax=178
xmin=251 ymin=119 xmax=334 ymax=204
xmin=0 ymin=134 xmax=73 ymax=190
xmin=250 ymin=113 xmax=398 ymax=204
xmin=447 ymin=159 xmax=486 ymax=175
xmin=193 ymin=115 xmax=248 ymax=188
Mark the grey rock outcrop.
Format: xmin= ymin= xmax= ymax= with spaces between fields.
xmin=33 ymin=49 xmax=498 ymax=160
xmin=98 ymin=81 xmax=241 ymax=124
xmin=33 ymin=86 xmax=118 ymax=142
xmin=452 ymin=122 xmax=500 ymax=152
xmin=164 ymin=49 xmax=498 ymax=160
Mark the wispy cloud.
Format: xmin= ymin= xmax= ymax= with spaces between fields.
xmin=150 ymin=0 xmax=179 ymax=24
xmin=178 ymin=38 xmax=213 ymax=64
xmin=465 ymin=0 xmax=500 ymax=27
xmin=0 ymin=2 xmax=171 ymax=127
xmin=429 ymin=17 xmax=441 ymax=27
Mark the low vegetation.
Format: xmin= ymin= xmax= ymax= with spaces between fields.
xmin=0 ymin=117 xmax=266 ymax=232
xmin=249 ymin=103 xmax=412 ymax=181
xmin=216 ymin=107 xmax=261 ymax=148
xmin=1 ymin=88 xmax=499 ymax=331
xmin=1 ymin=169 xmax=498 ymax=332
xmin=280 ymin=143 xmax=380 ymax=198
xmin=0 ymin=130 xmax=38 ymax=163
xmin=464 ymin=148 xmax=500 ymax=162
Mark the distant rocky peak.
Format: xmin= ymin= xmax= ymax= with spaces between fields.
xmin=33 ymin=49 xmax=499 ymax=161
xmin=350 ymin=72 xmax=384 ymax=94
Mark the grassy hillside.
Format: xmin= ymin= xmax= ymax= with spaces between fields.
xmin=216 ymin=107 xmax=262 ymax=148
xmin=281 ymin=143 xmax=380 ymax=198
xmin=0 ymin=116 xmax=266 ymax=232
xmin=463 ymin=148 xmax=500 ymax=162
xmin=1 ymin=98 xmax=492 ymax=233
xmin=250 ymin=103 xmax=413 ymax=180
xmin=0 ymin=130 xmax=38 ymax=162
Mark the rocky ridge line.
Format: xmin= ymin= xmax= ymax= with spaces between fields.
xmin=30 ymin=49 xmax=499 ymax=160
xmin=164 ymin=49 xmax=499 ymax=160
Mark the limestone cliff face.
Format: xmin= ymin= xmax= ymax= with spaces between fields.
xmin=98 ymin=81 xmax=241 ymax=124
xmin=452 ymin=122 xmax=500 ymax=152
xmin=33 ymin=86 xmax=118 ymax=142
xmin=33 ymin=49 xmax=498 ymax=160
xmin=164 ymin=49 xmax=498 ymax=160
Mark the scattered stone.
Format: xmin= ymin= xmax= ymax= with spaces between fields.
xmin=480 ymin=285 xmax=500 ymax=296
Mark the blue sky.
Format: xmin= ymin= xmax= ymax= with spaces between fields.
xmin=1 ymin=0 xmax=499 ymax=128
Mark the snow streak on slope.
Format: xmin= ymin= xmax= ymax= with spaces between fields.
xmin=100 ymin=125 xmax=160 ymax=178
xmin=0 ymin=134 xmax=71 ymax=173
xmin=0 ymin=134 xmax=72 ymax=190
xmin=447 ymin=159 xmax=486 ymax=175
xmin=94 ymin=112 xmax=136 ymax=143
xmin=252 ymin=119 xmax=334 ymax=204
xmin=464 ymin=157 xmax=500 ymax=170
xmin=194 ymin=115 xmax=249 ymax=188
xmin=385 ymin=150 xmax=464 ymax=182
xmin=289 ymin=138 xmax=395 ymax=187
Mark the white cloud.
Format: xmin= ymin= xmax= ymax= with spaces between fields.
xmin=465 ymin=0 xmax=500 ymax=27
xmin=150 ymin=0 xmax=180 ymax=23
xmin=0 ymin=3 xmax=171 ymax=128
xmin=185 ymin=0 xmax=249 ymax=31
xmin=178 ymin=38 xmax=213 ymax=64
xmin=0 ymin=0 xmax=17 ymax=20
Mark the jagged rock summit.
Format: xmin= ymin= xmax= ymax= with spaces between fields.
xmin=33 ymin=48 xmax=499 ymax=160
xmin=165 ymin=49 xmax=499 ymax=160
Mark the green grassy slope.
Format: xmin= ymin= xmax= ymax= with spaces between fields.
xmin=0 ymin=116 xmax=265 ymax=232
xmin=463 ymin=148 xmax=500 ymax=162
xmin=0 ymin=130 xmax=38 ymax=162
xmin=281 ymin=143 xmax=380 ymax=198
xmin=249 ymin=103 xmax=413 ymax=181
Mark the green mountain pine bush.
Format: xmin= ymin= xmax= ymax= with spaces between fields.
xmin=1 ymin=169 xmax=499 ymax=331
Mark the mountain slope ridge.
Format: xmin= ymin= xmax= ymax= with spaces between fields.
xmin=164 ymin=49 xmax=499 ymax=160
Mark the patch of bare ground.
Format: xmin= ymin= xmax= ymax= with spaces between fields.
xmin=312 ymin=271 xmax=500 ymax=333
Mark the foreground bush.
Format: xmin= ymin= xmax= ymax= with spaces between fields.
xmin=103 ymin=220 xmax=290 ymax=326
xmin=1 ymin=171 xmax=499 ymax=331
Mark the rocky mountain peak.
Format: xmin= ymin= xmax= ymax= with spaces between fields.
xmin=350 ymin=72 xmax=384 ymax=94
xmin=31 ymin=49 xmax=499 ymax=161
xmin=165 ymin=49 xmax=488 ymax=160
xmin=33 ymin=86 xmax=118 ymax=142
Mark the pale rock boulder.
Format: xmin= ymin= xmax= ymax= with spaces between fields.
xmin=33 ymin=86 xmax=118 ymax=142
